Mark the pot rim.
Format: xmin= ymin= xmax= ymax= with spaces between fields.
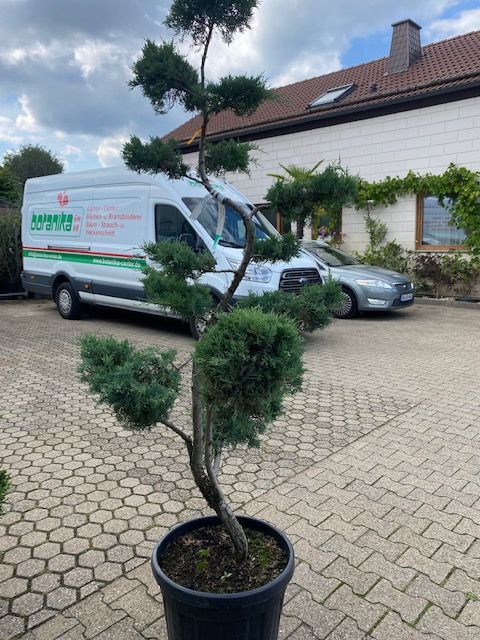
xmin=151 ymin=514 xmax=295 ymax=601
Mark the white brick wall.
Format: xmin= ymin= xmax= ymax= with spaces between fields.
xmin=182 ymin=96 xmax=480 ymax=252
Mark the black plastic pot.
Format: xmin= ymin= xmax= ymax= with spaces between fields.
xmin=151 ymin=515 xmax=295 ymax=640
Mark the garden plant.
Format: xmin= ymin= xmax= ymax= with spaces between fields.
xmin=266 ymin=161 xmax=358 ymax=239
xmin=0 ymin=210 xmax=23 ymax=294
xmin=79 ymin=1 xmax=341 ymax=626
xmin=0 ymin=468 xmax=11 ymax=516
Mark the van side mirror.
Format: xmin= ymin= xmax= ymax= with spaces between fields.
xmin=179 ymin=233 xmax=197 ymax=250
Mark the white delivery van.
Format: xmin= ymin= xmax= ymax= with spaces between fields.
xmin=21 ymin=166 xmax=322 ymax=336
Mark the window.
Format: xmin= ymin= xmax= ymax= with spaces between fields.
xmin=315 ymin=208 xmax=342 ymax=241
xmin=303 ymin=243 xmax=359 ymax=267
xmin=416 ymin=195 xmax=466 ymax=250
xmin=155 ymin=204 xmax=199 ymax=246
xmin=308 ymin=84 xmax=355 ymax=109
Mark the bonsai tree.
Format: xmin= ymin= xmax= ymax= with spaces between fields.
xmin=266 ymin=162 xmax=359 ymax=239
xmin=80 ymin=0 xmax=341 ymax=566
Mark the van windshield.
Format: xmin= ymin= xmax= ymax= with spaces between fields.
xmin=183 ymin=197 xmax=274 ymax=248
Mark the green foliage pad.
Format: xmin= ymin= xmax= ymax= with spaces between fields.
xmin=194 ymin=307 xmax=304 ymax=449
xmin=166 ymin=0 xmax=259 ymax=44
xmin=252 ymin=233 xmax=300 ymax=263
xmin=143 ymin=241 xmax=215 ymax=320
xmin=129 ymin=41 xmax=201 ymax=114
xmin=79 ymin=336 xmax=180 ymax=430
xmin=238 ymin=281 xmax=343 ymax=333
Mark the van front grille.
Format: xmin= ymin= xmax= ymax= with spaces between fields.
xmin=279 ymin=268 xmax=321 ymax=293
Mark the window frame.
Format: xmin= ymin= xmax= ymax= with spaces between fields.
xmin=308 ymin=84 xmax=356 ymax=110
xmin=415 ymin=194 xmax=466 ymax=252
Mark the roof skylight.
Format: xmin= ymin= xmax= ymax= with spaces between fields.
xmin=308 ymin=84 xmax=355 ymax=109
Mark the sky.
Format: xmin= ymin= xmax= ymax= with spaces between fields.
xmin=0 ymin=0 xmax=479 ymax=172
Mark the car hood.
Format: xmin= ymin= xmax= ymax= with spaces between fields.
xmin=330 ymin=264 xmax=410 ymax=283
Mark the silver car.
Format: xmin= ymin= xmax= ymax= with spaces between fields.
xmin=302 ymin=240 xmax=415 ymax=319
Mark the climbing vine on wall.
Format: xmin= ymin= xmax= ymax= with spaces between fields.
xmin=354 ymin=164 xmax=480 ymax=254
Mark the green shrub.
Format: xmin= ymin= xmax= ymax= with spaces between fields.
xmin=356 ymin=241 xmax=412 ymax=275
xmin=79 ymin=335 xmax=181 ymax=430
xmin=237 ymin=280 xmax=343 ymax=333
xmin=194 ymin=307 xmax=303 ymax=449
xmin=0 ymin=211 xmax=22 ymax=291
xmin=0 ymin=469 xmax=11 ymax=515
xmin=411 ymin=253 xmax=480 ymax=298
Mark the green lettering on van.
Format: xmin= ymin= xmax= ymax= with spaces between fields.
xmin=30 ymin=211 xmax=74 ymax=234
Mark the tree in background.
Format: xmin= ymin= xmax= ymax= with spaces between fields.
xmin=267 ymin=162 xmax=359 ymax=239
xmin=0 ymin=167 xmax=22 ymax=293
xmin=0 ymin=166 xmax=21 ymax=208
xmin=3 ymin=144 xmax=64 ymax=189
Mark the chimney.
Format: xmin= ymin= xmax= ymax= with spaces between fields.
xmin=387 ymin=19 xmax=422 ymax=74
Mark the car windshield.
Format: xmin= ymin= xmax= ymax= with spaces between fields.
xmin=305 ymin=243 xmax=360 ymax=267
xmin=183 ymin=197 xmax=273 ymax=248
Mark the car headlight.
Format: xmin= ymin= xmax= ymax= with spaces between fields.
xmin=355 ymin=279 xmax=393 ymax=289
xmin=227 ymin=258 xmax=272 ymax=283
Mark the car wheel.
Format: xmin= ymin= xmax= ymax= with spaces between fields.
xmin=334 ymin=287 xmax=358 ymax=319
xmin=55 ymin=282 xmax=84 ymax=320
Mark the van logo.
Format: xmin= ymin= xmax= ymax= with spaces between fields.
xmin=57 ymin=191 xmax=69 ymax=207
xmin=299 ymin=277 xmax=308 ymax=285
xmin=30 ymin=207 xmax=83 ymax=236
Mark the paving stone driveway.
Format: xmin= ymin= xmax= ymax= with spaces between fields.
xmin=0 ymin=300 xmax=479 ymax=639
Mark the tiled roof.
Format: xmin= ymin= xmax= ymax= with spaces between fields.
xmin=167 ymin=30 xmax=480 ymax=144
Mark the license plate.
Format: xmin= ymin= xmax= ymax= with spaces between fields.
xmin=400 ymin=293 xmax=413 ymax=302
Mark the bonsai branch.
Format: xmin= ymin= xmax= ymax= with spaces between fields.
xmin=161 ymin=419 xmax=193 ymax=452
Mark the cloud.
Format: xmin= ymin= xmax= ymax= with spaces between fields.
xmin=73 ymin=42 xmax=126 ymax=79
xmin=97 ymin=135 xmax=129 ymax=167
xmin=426 ymin=7 xmax=480 ymax=40
xmin=63 ymin=144 xmax=82 ymax=157
xmin=15 ymin=96 xmax=37 ymax=133
xmin=0 ymin=0 xmax=473 ymax=171
xmin=0 ymin=116 xmax=23 ymax=145
xmin=203 ymin=0 xmax=459 ymax=86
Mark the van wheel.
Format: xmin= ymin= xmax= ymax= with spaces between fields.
xmin=334 ymin=287 xmax=358 ymax=319
xmin=189 ymin=294 xmax=220 ymax=340
xmin=55 ymin=282 xmax=84 ymax=320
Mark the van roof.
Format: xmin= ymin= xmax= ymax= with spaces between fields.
xmin=23 ymin=166 xmax=249 ymax=205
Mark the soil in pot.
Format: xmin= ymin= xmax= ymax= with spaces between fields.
xmin=159 ymin=524 xmax=288 ymax=593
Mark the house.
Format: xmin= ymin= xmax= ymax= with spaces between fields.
xmin=167 ymin=20 xmax=480 ymax=254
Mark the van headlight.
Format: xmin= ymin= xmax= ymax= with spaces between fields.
xmin=355 ymin=279 xmax=393 ymax=289
xmin=228 ymin=258 xmax=272 ymax=283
